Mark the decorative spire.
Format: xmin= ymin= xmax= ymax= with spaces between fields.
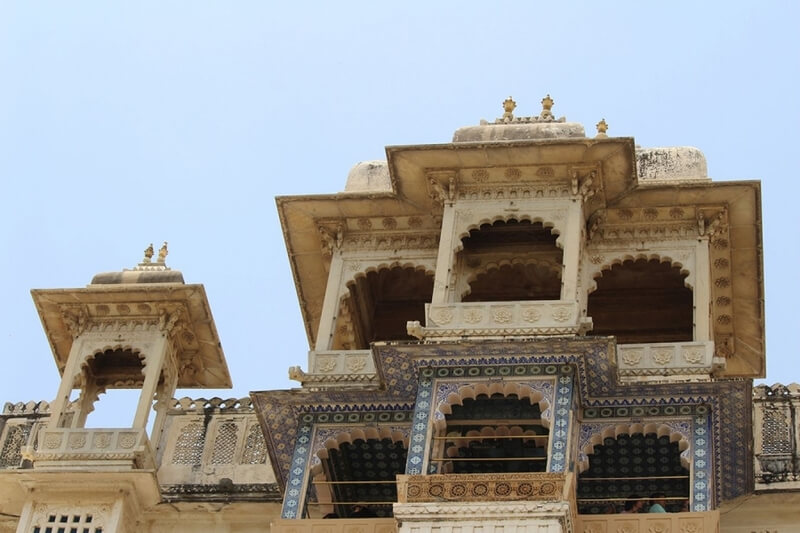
xmin=143 ymin=243 xmax=154 ymax=263
xmin=502 ymin=96 xmax=517 ymax=122
xmin=596 ymin=118 xmax=608 ymax=138
xmin=157 ymin=242 xmax=168 ymax=263
xmin=540 ymin=94 xmax=554 ymax=120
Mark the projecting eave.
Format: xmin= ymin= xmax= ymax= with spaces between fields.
xmin=277 ymin=137 xmax=636 ymax=347
xmin=608 ymin=180 xmax=764 ymax=378
xmin=31 ymin=284 xmax=232 ymax=389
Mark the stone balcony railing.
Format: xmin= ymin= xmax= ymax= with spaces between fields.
xmin=289 ymin=350 xmax=379 ymax=389
xmin=577 ymin=510 xmax=720 ymax=533
xmin=409 ymin=301 xmax=591 ymax=339
xmin=32 ymin=427 xmax=154 ymax=471
xmin=615 ymin=341 xmax=719 ymax=381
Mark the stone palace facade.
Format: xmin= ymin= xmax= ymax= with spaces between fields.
xmin=0 ymin=97 xmax=797 ymax=532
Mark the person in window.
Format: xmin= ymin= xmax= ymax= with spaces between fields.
xmin=621 ymin=495 xmax=645 ymax=513
xmin=350 ymin=505 xmax=376 ymax=518
xmin=648 ymin=493 xmax=667 ymax=513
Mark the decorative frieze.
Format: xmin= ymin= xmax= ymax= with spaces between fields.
xmin=289 ymin=349 xmax=379 ymax=388
xmin=33 ymin=428 xmax=154 ymax=470
xmin=410 ymin=301 xmax=591 ymax=339
xmin=616 ymin=342 xmax=716 ymax=379
xmin=397 ymin=473 xmax=569 ymax=503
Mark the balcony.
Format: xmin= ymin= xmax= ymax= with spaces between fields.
xmin=409 ymin=301 xmax=591 ymax=340
xmin=32 ymin=427 xmax=154 ymax=471
xmin=271 ymin=518 xmax=396 ymax=533
xmin=615 ymin=341 xmax=719 ymax=382
xmin=577 ymin=510 xmax=719 ymax=533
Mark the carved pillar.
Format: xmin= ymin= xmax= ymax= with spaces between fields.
xmin=70 ymin=380 xmax=104 ymax=428
xmin=47 ymin=339 xmax=88 ymax=430
xmin=560 ymin=201 xmax=583 ymax=302
xmin=431 ymin=203 xmax=457 ymax=305
xmin=151 ymin=363 xmax=179 ymax=454
xmin=314 ymin=250 xmax=345 ymax=351
xmin=694 ymin=238 xmax=711 ymax=341
xmin=132 ymin=336 xmax=168 ymax=430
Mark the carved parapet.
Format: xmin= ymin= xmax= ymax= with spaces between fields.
xmin=290 ymin=350 xmax=379 ymax=389
xmin=615 ymin=341 xmax=717 ymax=381
xmin=397 ymin=472 xmax=570 ymax=504
xmin=169 ymin=396 xmax=254 ymax=413
xmin=411 ymin=301 xmax=591 ymax=340
xmin=577 ymin=510 xmax=720 ymax=533
xmin=33 ymin=428 xmax=154 ymax=470
xmin=2 ymin=400 xmax=51 ymax=416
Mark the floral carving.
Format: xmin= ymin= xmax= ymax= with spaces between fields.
xmin=357 ymin=218 xmax=372 ymax=230
xmin=683 ymin=348 xmax=704 ymax=364
xmin=463 ymin=309 xmax=484 ymax=324
xmin=116 ymin=304 xmax=131 ymax=315
xmin=716 ymin=314 xmax=732 ymax=325
xmin=552 ymin=307 xmax=572 ymax=322
xmin=492 ymin=307 xmax=513 ymax=323
xmin=589 ymin=255 xmax=605 ymax=265
xmin=44 ymin=433 xmax=62 ymax=449
xmin=504 ymin=167 xmax=522 ymax=179
xmin=712 ymin=238 xmax=729 ymax=249
xmin=346 ymin=356 xmax=367 ymax=373
xmin=643 ymin=208 xmax=659 ymax=220
xmin=472 ymin=169 xmax=489 ymax=182
xmin=713 ymin=258 xmax=730 ymax=269
xmin=95 ymin=304 xmax=110 ymax=316
xmin=381 ymin=217 xmax=397 ymax=229
xmin=118 ymin=433 xmax=137 ymax=449
xmin=621 ymin=349 xmax=643 ymax=366
xmin=431 ymin=308 xmax=454 ymax=325
xmin=408 ymin=217 xmax=423 ymax=228
xmin=521 ymin=307 xmax=542 ymax=323
xmin=316 ymin=358 xmax=337 ymax=373
xmin=93 ymin=433 xmax=111 ymax=449
xmin=618 ymin=209 xmax=634 ymax=221
xmin=652 ymin=349 xmax=673 ymax=365
xmin=715 ymin=296 xmax=731 ymax=307
xmin=536 ymin=166 xmax=554 ymax=177
xmin=669 ymin=207 xmax=685 ymax=219
xmin=68 ymin=433 xmax=86 ymax=449
xmin=714 ymin=277 xmax=730 ymax=288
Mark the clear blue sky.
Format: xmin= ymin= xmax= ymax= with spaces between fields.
xmin=1 ymin=2 xmax=798 ymax=427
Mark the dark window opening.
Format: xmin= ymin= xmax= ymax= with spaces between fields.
xmin=440 ymin=393 xmax=549 ymax=474
xmin=460 ymin=220 xmax=562 ymax=302
xmin=577 ymin=432 xmax=690 ymax=514
xmin=587 ymin=259 xmax=692 ymax=344
xmin=320 ymin=437 xmax=408 ymax=518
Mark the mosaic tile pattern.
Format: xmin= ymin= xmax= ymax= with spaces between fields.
xmin=406 ymin=374 xmax=434 ymax=475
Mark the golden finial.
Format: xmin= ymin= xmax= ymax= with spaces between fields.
xmin=157 ymin=241 xmax=168 ymax=263
xmin=143 ymin=243 xmax=154 ymax=263
xmin=596 ymin=118 xmax=608 ymax=138
xmin=540 ymin=94 xmax=554 ymax=120
xmin=502 ymin=96 xmax=516 ymax=122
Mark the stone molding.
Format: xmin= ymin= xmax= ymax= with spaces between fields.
xmin=289 ymin=349 xmax=380 ymax=388
xmin=578 ymin=510 xmax=720 ymax=533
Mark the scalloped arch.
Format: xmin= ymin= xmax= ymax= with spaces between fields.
xmin=454 ymin=215 xmax=564 ymax=254
xmin=587 ymin=254 xmax=693 ymax=294
xmin=460 ymin=258 xmax=563 ymax=301
xmin=578 ymin=423 xmax=691 ymax=473
xmin=340 ymin=262 xmax=436 ymax=300
xmin=434 ymin=382 xmax=551 ymax=431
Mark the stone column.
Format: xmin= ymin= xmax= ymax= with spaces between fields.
xmin=47 ymin=338 xmax=87 ymax=430
xmin=132 ymin=336 xmax=168 ymax=430
xmin=560 ymin=201 xmax=583 ymax=302
xmin=431 ymin=203 xmax=457 ymax=305
xmin=314 ymin=250 xmax=345 ymax=351
xmin=694 ymin=239 xmax=711 ymax=341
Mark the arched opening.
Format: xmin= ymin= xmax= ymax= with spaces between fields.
xmin=587 ymin=259 xmax=692 ymax=344
xmin=315 ymin=431 xmax=408 ymax=518
xmin=336 ymin=266 xmax=433 ymax=349
xmin=437 ymin=387 xmax=550 ymax=474
xmin=577 ymin=431 xmax=690 ymax=514
xmin=460 ymin=219 xmax=562 ymax=302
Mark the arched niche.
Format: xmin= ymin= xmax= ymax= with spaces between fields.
xmin=587 ymin=257 xmax=692 ymax=344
